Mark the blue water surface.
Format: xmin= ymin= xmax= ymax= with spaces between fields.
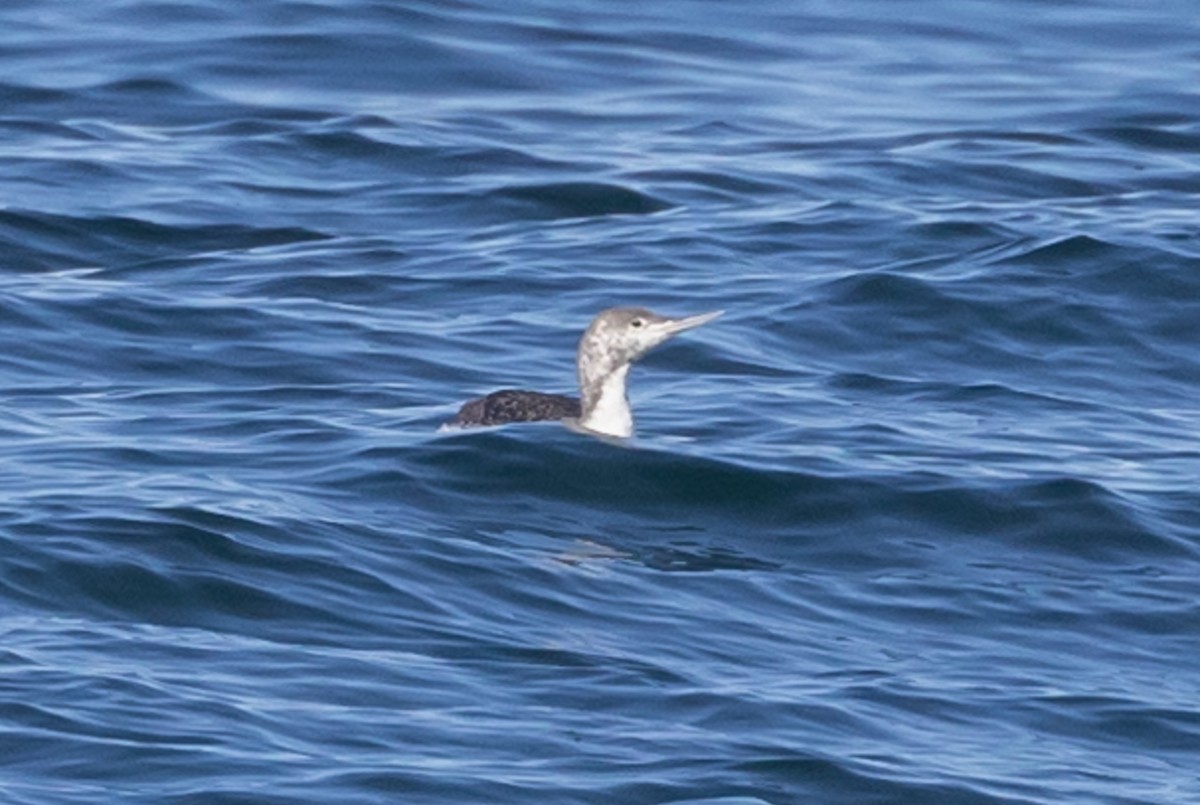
xmin=2 ymin=1 xmax=1199 ymax=803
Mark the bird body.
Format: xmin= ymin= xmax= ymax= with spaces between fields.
xmin=451 ymin=389 xmax=580 ymax=427
xmin=446 ymin=307 xmax=721 ymax=438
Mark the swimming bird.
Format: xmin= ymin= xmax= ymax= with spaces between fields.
xmin=446 ymin=307 xmax=723 ymax=438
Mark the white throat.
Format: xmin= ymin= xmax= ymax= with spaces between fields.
xmin=578 ymin=363 xmax=633 ymax=437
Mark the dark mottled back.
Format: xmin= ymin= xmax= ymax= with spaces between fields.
xmin=448 ymin=389 xmax=581 ymax=427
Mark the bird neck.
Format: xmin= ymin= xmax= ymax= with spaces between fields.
xmin=578 ymin=362 xmax=633 ymax=437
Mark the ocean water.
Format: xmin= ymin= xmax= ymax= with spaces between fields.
xmin=2 ymin=1 xmax=1199 ymax=803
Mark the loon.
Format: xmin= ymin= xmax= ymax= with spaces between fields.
xmin=446 ymin=307 xmax=723 ymax=438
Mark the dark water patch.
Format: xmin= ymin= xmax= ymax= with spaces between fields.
xmin=993 ymin=236 xmax=1200 ymax=352
xmin=855 ymin=156 xmax=1113 ymax=200
xmin=828 ymin=372 xmax=1093 ymax=413
xmin=271 ymin=131 xmax=571 ymax=177
xmin=13 ymin=157 xmax=130 ymax=186
xmin=0 ymin=210 xmax=329 ymax=271
xmin=1026 ymin=693 xmax=1200 ymax=754
xmin=88 ymin=217 xmax=330 ymax=262
xmin=100 ymin=1 xmax=236 ymax=26
xmin=67 ymin=78 xmax=253 ymax=126
xmin=213 ymin=31 xmax=542 ymax=94
xmin=54 ymin=293 xmax=272 ymax=344
xmin=0 ymin=212 xmax=106 ymax=272
xmin=420 ymin=430 xmax=843 ymax=524
xmin=734 ymin=754 xmax=1032 ymax=805
xmin=244 ymin=271 xmax=438 ymax=308
xmin=288 ymin=131 xmax=441 ymax=167
xmin=630 ymin=541 xmax=782 ymax=574
xmin=998 ymin=234 xmax=1199 ymax=297
xmin=11 ymin=551 xmax=346 ymax=632
xmin=418 ymin=432 xmax=1185 ymax=569
xmin=910 ymin=477 xmax=1184 ymax=560
xmin=0 ymin=81 xmax=76 ymax=106
xmin=488 ymin=182 xmax=674 ymax=221
xmin=1086 ymin=125 xmax=1200 ymax=153
xmin=224 ymin=179 xmax=353 ymax=201
xmin=0 ymin=292 xmax=52 ymax=333
xmin=158 ymin=795 xmax=315 ymax=805
xmin=1 ymin=509 xmax=444 ymax=640
xmin=810 ymin=272 xmax=1035 ymax=366
xmin=179 ymin=116 xmax=332 ymax=139
xmin=906 ymin=219 xmax=1015 ymax=249
xmin=1141 ymin=174 xmax=1200 ymax=198
xmin=802 ymin=243 xmax=1200 ymax=396
xmin=94 ymin=76 xmax=209 ymax=102
xmin=819 ymin=270 xmax=952 ymax=309
xmin=713 ymin=202 xmax=910 ymax=250
xmin=0 ymin=117 xmax=102 ymax=142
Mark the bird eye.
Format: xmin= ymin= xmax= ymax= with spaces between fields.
xmin=631 ymin=318 xmax=644 ymax=328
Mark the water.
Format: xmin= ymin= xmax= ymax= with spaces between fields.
xmin=2 ymin=1 xmax=1199 ymax=803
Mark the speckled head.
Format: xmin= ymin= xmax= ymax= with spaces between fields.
xmin=575 ymin=307 xmax=722 ymax=437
